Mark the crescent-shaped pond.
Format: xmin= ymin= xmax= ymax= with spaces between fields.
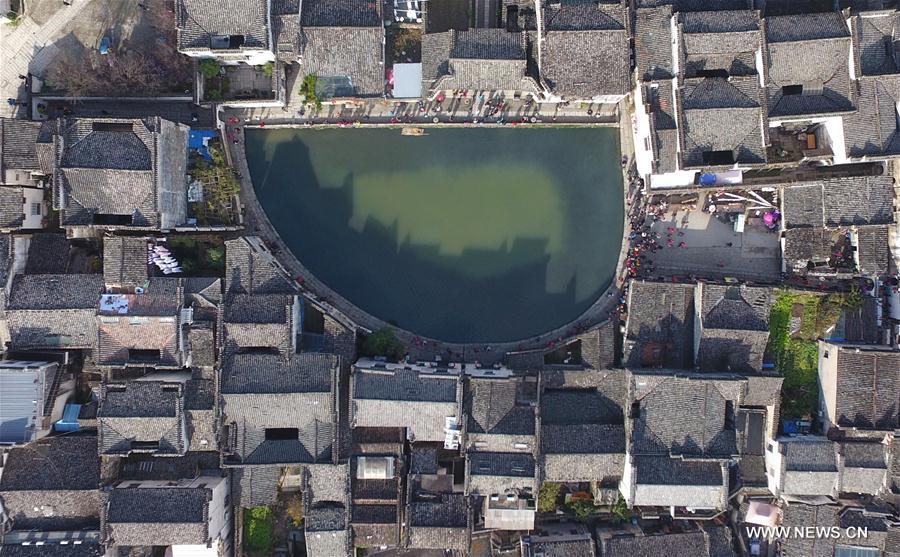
xmin=245 ymin=127 xmax=624 ymax=343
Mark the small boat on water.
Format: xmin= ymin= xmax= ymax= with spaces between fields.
xmin=401 ymin=127 xmax=427 ymax=136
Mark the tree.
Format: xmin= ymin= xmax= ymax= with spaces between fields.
xmin=199 ymin=59 xmax=221 ymax=79
xmin=361 ymin=328 xmax=405 ymax=361
xmin=299 ymin=73 xmax=321 ymax=108
xmin=538 ymin=482 xmax=561 ymax=513
xmin=260 ymin=61 xmax=274 ymax=77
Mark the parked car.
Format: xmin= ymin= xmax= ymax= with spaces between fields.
xmin=394 ymin=0 xmax=422 ymax=23
xmin=99 ymin=36 xmax=111 ymax=55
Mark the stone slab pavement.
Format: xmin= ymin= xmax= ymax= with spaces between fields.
xmin=0 ymin=0 xmax=87 ymax=117
xmin=646 ymin=203 xmax=783 ymax=284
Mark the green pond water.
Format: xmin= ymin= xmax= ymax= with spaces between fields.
xmin=245 ymin=127 xmax=624 ymax=343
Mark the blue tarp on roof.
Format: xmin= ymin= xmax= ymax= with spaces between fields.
xmin=54 ymin=403 xmax=81 ymax=432
xmin=189 ymin=130 xmax=217 ymax=161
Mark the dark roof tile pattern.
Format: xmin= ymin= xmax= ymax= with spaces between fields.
xmin=624 ymin=281 xmax=695 ymax=369
xmin=854 ymin=12 xmax=900 ymax=76
xmin=0 ymin=118 xmax=44 ymax=172
xmin=0 ymin=434 xmax=99 ymax=491
xmin=834 ymin=346 xmax=900 ymax=429
xmin=221 ymin=352 xmax=337 ymax=394
xmin=764 ymin=13 xmax=855 ymax=118
xmin=465 ymin=377 xmax=535 ymax=436
xmin=353 ymin=368 xmax=457 ymax=402
xmin=0 ymin=187 xmax=24 ymax=228
xmin=631 ymin=374 xmax=740 ymax=457
xmin=635 ymin=6 xmax=675 ymax=81
xmin=103 ymin=236 xmax=149 ymax=287
xmin=176 ymin=0 xmax=270 ymax=50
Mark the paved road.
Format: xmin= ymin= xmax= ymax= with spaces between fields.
xmin=0 ymin=0 xmax=87 ymax=117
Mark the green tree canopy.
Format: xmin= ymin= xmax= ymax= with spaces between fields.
xmin=361 ymin=327 xmax=405 ymax=361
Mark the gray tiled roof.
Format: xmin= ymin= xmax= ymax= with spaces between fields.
xmin=843 ymin=75 xmax=900 ymax=158
xmin=301 ymin=0 xmax=379 ymax=26
xmin=98 ymin=381 xmax=186 ymax=456
xmin=408 ymin=492 xmax=467 ymax=528
xmin=779 ymin=503 xmax=839 ymax=557
xmin=839 ymin=440 xmax=888 ymax=494
xmin=783 ymin=176 xmax=895 ymax=228
xmin=106 ymin=486 xmax=209 ymax=546
xmin=305 ymin=504 xmax=350 ymax=556
xmin=235 ymin=466 xmax=280 ymax=507
xmin=783 ymin=182 xmax=825 ymax=227
xmin=468 ymin=451 xmax=535 ymax=478
xmin=299 ymin=27 xmax=384 ymax=97
xmin=274 ymin=13 xmax=301 ymax=60
xmin=55 ymin=118 xmax=188 ymax=229
xmin=764 ymin=13 xmax=855 ymax=118
xmin=542 ymin=423 xmax=626 ymax=454
xmin=856 ymin=225 xmax=892 ymax=275
xmin=539 ymin=0 xmax=628 ymax=98
xmin=531 ymin=538 xmax=595 ymax=557
xmin=221 ymin=352 xmax=337 ymax=394
xmin=782 ymin=227 xmax=833 ymax=270
xmin=0 ymin=186 xmax=24 ymax=228
xmin=6 ymin=274 xmax=103 ymax=349
xmin=602 ymin=528 xmax=735 ymax=557
xmin=630 ymin=373 xmax=740 ymax=457
xmin=834 ymin=345 xmax=900 ymax=429
xmin=352 ymin=368 xmax=460 ymax=441
xmin=225 ymin=237 xmax=295 ymax=295
xmin=354 ymin=367 xmax=457 ymax=402
xmin=222 ymin=355 xmax=337 ymax=465
xmin=107 ymin=486 xmax=208 ymax=523
xmin=680 ymin=10 xmax=761 ymax=78
xmin=854 ymin=12 xmax=900 ymax=77
xmin=103 ymin=236 xmax=148 ymax=287
xmin=645 ymin=81 xmax=679 ymax=174
xmin=697 ymin=284 xmax=771 ymax=372
xmin=176 ymin=0 xmax=270 ymax=50
xmin=224 ymin=292 xmax=291 ymax=324
xmin=465 ymin=377 xmax=535 ymax=436
xmin=0 ymin=545 xmax=103 ymax=557
xmin=306 ymin=463 xmax=349 ymax=504
xmin=677 ymin=76 xmax=766 ymax=168
xmin=543 ymin=0 xmax=626 ymax=31
xmin=101 ymin=381 xmax=181 ymax=418
xmin=542 ymin=28 xmax=630 ymax=98
xmin=422 ymin=30 xmax=540 ymax=94
xmin=781 ymin=437 xmax=840 ymax=495
xmin=24 ymin=233 xmax=70 ymax=274
xmin=633 ymin=454 xmax=726 ymax=486
xmin=541 ymin=382 xmax=624 ymax=426
xmin=0 ymin=118 xmax=44 ymax=173
xmin=635 ymin=6 xmax=675 ymax=81
xmin=0 ymin=434 xmax=99 ymax=491
xmin=624 ymin=281 xmax=695 ymax=369
xmin=7 ymin=273 xmax=102 ymax=310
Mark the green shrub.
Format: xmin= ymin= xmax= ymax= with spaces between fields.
xmin=243 ymin=506 xmax=273 ymax=553
xmin=361 ymin=328 xmax=405 ymax=361
xmin=610 ymin=495 xmax=631 ymax=524
xmin=567 ymin=499 xmax=595 ymax=519
xmin=199 ymin=59 xmax=221 ymax=79
xmin=299 ymin=73 xmax=321 ymax=108
xmin=261 ymin=61 xmax=274 ymax=77
xmin=538 ymin=482 xmax=561 ymax=513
